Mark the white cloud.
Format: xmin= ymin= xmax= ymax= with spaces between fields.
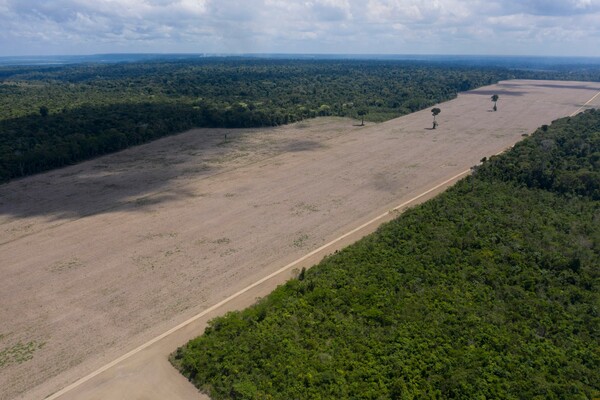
xmin=0 ymin=0 xmax=599 ymax=56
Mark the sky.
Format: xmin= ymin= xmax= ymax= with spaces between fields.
xmin=0 ymin=0 xmax=599 ymax=57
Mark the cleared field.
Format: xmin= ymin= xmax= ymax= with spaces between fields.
xmin=1 ymin=80 xmax=600 ymax=400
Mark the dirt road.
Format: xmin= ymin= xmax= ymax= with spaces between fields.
xmin=1 ymin=80 xmax=600 ymax=400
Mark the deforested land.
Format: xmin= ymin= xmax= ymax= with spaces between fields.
xmin=172 ymin=109 xmax=600 ymax=399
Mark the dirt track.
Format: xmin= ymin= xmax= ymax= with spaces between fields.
xmin=1 ymin=80 xmax=600 ymax=400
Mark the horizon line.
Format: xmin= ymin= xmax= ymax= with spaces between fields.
xmin=2 ymin=52 xmax=600 ymax=59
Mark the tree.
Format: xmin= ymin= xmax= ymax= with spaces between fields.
xmin=491 ymin=94 xmax=499 ymax=111
xmin=431 ymin=107 xmax=441 ymax=129
xmin=39 ymin=106 xmax=49 ymax=117
xmin=357 ymin=109 xmax=367 ymax=126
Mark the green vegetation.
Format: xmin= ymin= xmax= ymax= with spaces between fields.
xmin=0 ymin=341 xmax=45 ymax=368
xmin=172 ymin=110 xmax=600 ymax=399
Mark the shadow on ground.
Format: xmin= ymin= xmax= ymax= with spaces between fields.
xmin=468 ymin=89 xmax=527 ymax=97
xmin=499 ymin=82 xmax=600 ymax=91
xmin=0 ymin=127 xmax=333 ymax=222
xmin=0 ymin=129 xmax=248 ymax=221
xmin=285 ymin=140 xmax=326 ymax=152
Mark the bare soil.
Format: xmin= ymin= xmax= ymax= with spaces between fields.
xmin=1 ymin=80 xmax=600 ymax=400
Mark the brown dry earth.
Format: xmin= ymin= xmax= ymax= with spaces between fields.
xmin=1 ymin=80 xmax=600 ymax=400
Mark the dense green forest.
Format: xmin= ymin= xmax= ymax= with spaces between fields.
xmin=172 ymin=110 xmax=600 ymax=399
xmin=2 ymin=58 xmax=599 ymax=183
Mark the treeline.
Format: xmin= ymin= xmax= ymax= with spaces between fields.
xmin=1 ymin=59 xmax=516 ymax=182
xmin=0 ymin=102 xmax=297 ymax=179
xmin=172 ymin=110 xmax=600 ymax=399
xmin=476 ymin=114 xmax=600 ymax=200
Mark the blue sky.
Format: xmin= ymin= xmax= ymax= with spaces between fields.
xmin=1 ymin=0 xmax=599 ymax=57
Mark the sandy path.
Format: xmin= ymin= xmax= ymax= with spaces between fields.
xmin=1 ymin=80 xmax=600 ymax=400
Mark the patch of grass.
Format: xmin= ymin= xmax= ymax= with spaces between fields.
xmin=292 ymin=234 xmax=310 ymax=248
xmin=48 ymin=257 xmax=84 ymax=273
xmin=164 ymin=246 xmax=182 ymax=257
xmin=291 ymin=202 xmax=319 ymax=216
xmin=0 ymin=341 xmax=45 ymax=368
xmin=140 ymin=232 xmax=178 ymax=240
xmin=220 ymin=248 xmax=238 ymax=257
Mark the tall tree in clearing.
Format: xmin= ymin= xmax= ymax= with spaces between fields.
xmin=491 ymin=94 xmax=499 ymax=111
xmin=431 ymin=107 xmax=441 ymax=129
xmin=357 ymin=109 xmax=367 ymax=126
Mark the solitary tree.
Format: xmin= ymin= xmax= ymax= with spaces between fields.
xmin=357 ymin=109 xmax=367 ymax=126
xmin=431 ymin=107 xmax=441 ymax=129
xmin=491 ymin=94 xmax=499 ymax=111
